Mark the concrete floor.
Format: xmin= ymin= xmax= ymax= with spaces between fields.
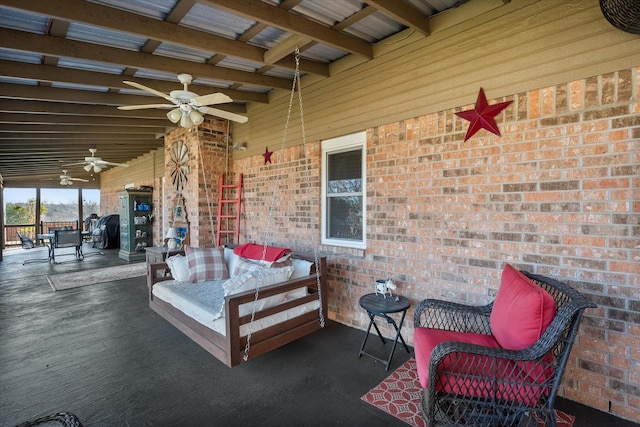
xmin=0 ymin=246 xmax=637 ymax=427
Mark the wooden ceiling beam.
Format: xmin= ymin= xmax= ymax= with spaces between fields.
xmin=0 ymin=112 xmax=169 ymax=127
xmin=201 ymin=0 xmax=373 ymax=58
xmin=366 ymin=0 xmax=431 ymax=37
xmin=0 ymin=83 xmax=247 ymax=113
xmin=0 ymin=99 xmax=170 ymax=119
xmin=0 ymin=60 xmax=269 ymax=103
xmin=0 ymin=27 xmax=292 ymax=89
xmin=0 ymin=124 xmax=167 ymax=134
xmin=0 ymin=133 xmax=160 ymax=140
xmin=266 ymin=4 xmax=379 ymax=66
xmin=2 ymin=0 xmax=328 ymax=77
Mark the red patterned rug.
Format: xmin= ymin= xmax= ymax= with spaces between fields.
xmin=361 ymin=358 xmax=575 ymax=427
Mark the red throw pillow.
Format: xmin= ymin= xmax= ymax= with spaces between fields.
xmin=490 ymin=264 xmax=556 ymax=350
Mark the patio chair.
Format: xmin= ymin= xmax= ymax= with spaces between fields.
xmin=14 ymin=411 xmax=83 ymax=427
xmin=413 ymin=264 xmax=596 ymax=427
xmin=53 ymin=229 xmax=84 ymax=263
xmin=16 ymin=230 xmax=51 ymax=264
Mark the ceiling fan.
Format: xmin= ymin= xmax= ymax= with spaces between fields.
xmin=65 ymin=148 xmax=130 ymax=173
xmin=117 ymin=73 xmax=248 ymax=127
xmin=57 ymin=170 xmax=89 ymax=186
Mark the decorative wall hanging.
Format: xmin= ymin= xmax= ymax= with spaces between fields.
xmin=174 ymin=202 xmax=186 ymax=222
xmin=455 ymin=88 xmax=512 ymax=142
xmin=170 ymin=140 xmax=189 ymax=192
xmin=262 ymin=146 xmax=273 ymax=164
xmin=600 ymin=0 xmax=640 ymax=34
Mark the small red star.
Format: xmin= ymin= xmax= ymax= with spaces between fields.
xmin=262 ymin=146 xmax=273 ymax=164
xmin=455 ymin=88 xmax=512 ymax=141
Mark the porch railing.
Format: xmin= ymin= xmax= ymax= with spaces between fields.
xmin=4 ymin=220 xmax=80 ymax=248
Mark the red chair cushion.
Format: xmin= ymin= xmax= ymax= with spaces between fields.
xmin=414 ymin=328 xmax=549 ymax=405
xmin=490 ymin=264 xmax=556 ymax=350
xmin=414 ymin=328 xmax=501 ymax=388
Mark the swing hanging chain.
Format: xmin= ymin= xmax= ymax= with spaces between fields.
xmin=244 ymin=47 xmax=327 ymax=361
xmin=295 ymin=53 xmax=324 ymax=328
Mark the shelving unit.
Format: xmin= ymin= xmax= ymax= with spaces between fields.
xmin=118 ymin=189 xmax=153 ymax=261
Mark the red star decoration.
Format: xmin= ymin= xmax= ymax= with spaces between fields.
xmin=455 ymin=88 xmax=512 ymax=141
xmin=262 ymin=146 xmax=273 ymax=164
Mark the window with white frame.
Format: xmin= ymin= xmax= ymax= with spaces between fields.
xmin=321 ymin=132 xmax=366 ymax=249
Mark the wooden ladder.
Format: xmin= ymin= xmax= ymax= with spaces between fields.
xmin=216 ymin=173 xmax=243 ymax=247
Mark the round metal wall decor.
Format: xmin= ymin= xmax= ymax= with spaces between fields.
xmin=170 ymin=140 xmax=189 ymax=192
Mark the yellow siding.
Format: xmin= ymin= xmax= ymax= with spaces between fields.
xmin=233 ymin=0 xmax=640 ymax=157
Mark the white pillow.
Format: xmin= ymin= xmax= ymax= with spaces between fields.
xmin=223 ymin=266 xmax=294 ymax=316
xmin=224 ymin=247 xmax=241 ymax=277
xmin=166 ymin=254 xmax=190 ymax=282
xmin=285 ymin=258 xmax=314 ymax=300
xmin=290 ymin=258 xmax=313 ymax=279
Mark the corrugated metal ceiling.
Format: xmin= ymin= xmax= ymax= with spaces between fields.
xmin=0 ymin=0 xmax=470 ymax=185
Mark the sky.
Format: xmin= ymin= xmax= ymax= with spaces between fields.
xmin=4 ymin=188 xmax=100 ymax=204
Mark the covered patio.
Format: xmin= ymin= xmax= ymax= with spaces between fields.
xmin=0 ymin=0 xmax=639 ymax=425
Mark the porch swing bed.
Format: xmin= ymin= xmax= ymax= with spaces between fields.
xmin=148 ymin=246 xmax=327 ymax=367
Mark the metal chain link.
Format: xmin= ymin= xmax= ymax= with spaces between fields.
xmin=295 ymin=51 xmax=325 ymax=328
xmin=243 ymin=47 xmax=303 ymax=362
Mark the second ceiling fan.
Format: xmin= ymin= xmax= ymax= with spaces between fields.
xmin=118 ymin=73 xmax=248 ymax=127
xmin=65 ymin=148 xmax=130 ymax=173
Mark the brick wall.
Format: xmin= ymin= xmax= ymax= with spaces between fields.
xmin=231 ymin=68 xmax=639 ymax=421
xmin=164 ymin=120 xmax=231 ymax=248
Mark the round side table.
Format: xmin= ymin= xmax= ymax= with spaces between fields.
xmin=357 ymin=293 xmax=411 ymax=370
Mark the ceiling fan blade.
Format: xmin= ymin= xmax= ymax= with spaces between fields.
xmin=99 ymin=161 xmax=130 ymax=168
xmin=118 ymin=103 xmax=175 ymax=110
xmin=190 ymin=93 xmax=233 ymax=107
xmin=200 ymin=107 xmax=248 ymax=123
xmin=71 ymin=178 xmax=89 ymax=182
xmin=123 ymin=81 xmax=173 ymax=101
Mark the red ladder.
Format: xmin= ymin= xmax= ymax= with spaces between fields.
xmin=216 ymin=173 xmax=243 ymax=247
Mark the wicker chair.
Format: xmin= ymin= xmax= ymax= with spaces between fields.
xmin=413 ymin=266 xmax=596 ymax=427
xmin=14 ymin=411 xmax=83 ymax=427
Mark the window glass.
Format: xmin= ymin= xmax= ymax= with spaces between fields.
xmin=82 ymin=189 xmax=101 ymax=218
xmin=40 ymin=188 xmax=78 ymax=222
xmin=4 ymin=188 xmax=36 ymax=226
xmin=322 ymin=132 xmax=366 ymax=249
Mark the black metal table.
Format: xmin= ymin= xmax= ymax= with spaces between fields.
xmin=358 ymin=293 xmax=411 ymax=370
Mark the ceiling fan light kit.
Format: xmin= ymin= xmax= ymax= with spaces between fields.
xmin=84 ymin=163 xmax=102 ymax=173
xmin=167 ymin=108 xmax=183 ymax=123
xmin=119 ymin=73 xmax=247 ymax=128
xmin=189 ymin=110 xmax=204 ymax=126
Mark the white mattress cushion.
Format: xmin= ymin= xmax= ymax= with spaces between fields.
xmin=152 ymin=279 xmax=226 ymax=325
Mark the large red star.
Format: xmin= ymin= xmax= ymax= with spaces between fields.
xmin=455 ymin=88 xmax=512 ymax=141
xmin=262 ymin=146 xmax=273 ymax=164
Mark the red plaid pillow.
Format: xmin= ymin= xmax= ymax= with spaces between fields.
xmin=185 ymin=246 xmax=229 ymax=283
